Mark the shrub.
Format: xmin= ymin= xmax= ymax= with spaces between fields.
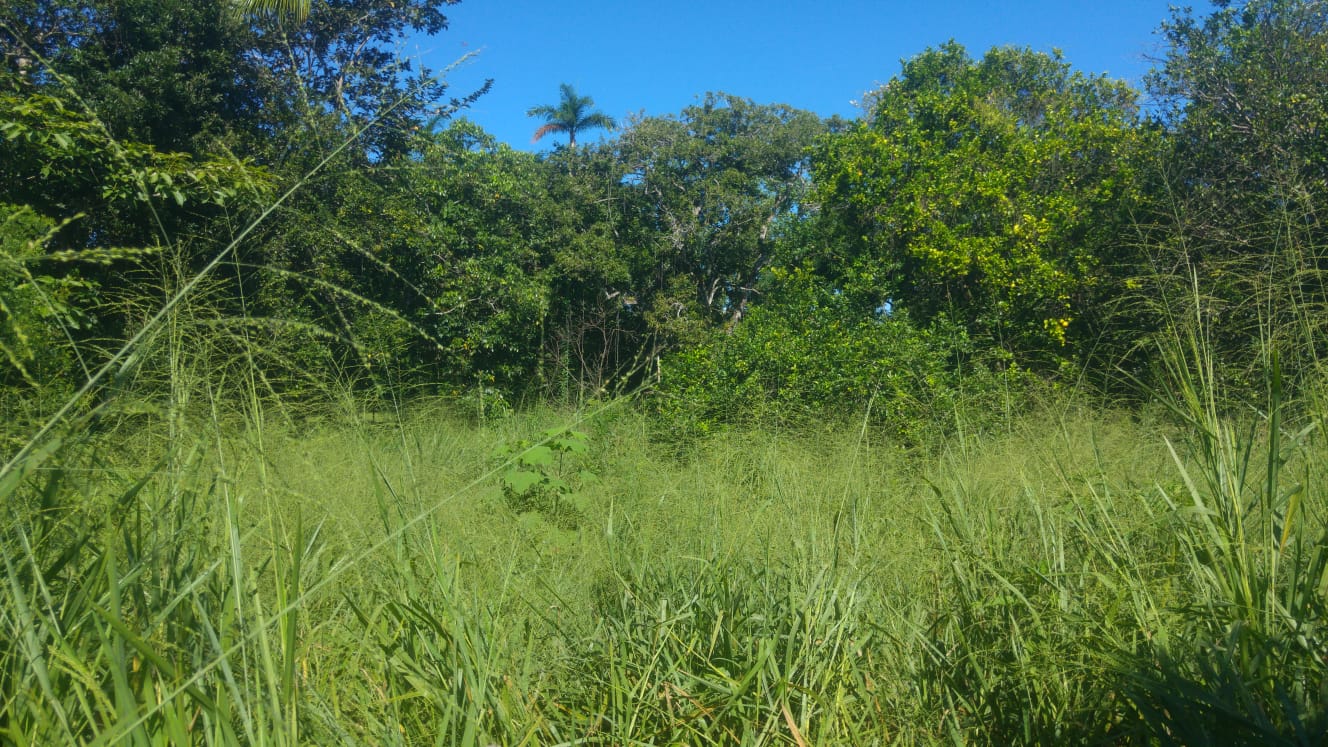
xmin=654 ymin=266 xmax=1028 ymax=443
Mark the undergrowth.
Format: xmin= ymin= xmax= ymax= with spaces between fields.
xmin=4 ymin=364 xmax=1325 ymax=744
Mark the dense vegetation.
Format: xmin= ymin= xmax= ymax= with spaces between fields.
xmin=2 ymin=0 xmax=1326 ymax=743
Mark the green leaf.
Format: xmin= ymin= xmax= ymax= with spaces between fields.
xmin=554 ymin=436 xmax=588 ymax=454
xmin=503 ymin=468 xmax=542 ymax=494
xmin=0 ymin=436 xmax=63 ymax=501
xmin=519 ymin=445 xmax=554 ymax=467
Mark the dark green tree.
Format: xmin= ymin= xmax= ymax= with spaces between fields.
xmin=614 ymin=93 xmax=824 ymax=342
xmin=0 ymin=84 xmax=271 ymax=426
xmin=535 ymin=141 xmax=662 ymax=398
xmin=1 ymin=0 xmax=489 ymax=405
xmin=527 ymin=83 xmax=616 ymax=147
xmin=1140 ymin=0 xmax=1328 ymax=390
xmin=254 ymin=0 xmax=485 ymax=160
xmin=2 ymin=0 xmax=486 ymax=161
xmin=390 ymin=121 xmax=551 ymax=392
xmin=251 ymin=119 xmax=557 ymax=396
xmin=1 ymin=0 xmax=276 ymax=154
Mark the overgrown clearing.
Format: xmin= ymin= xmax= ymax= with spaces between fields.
xmin=3 ymin=0 xmax=1328 ymax=743
xmin=5 ymin=386 xmax=1325 ymax=744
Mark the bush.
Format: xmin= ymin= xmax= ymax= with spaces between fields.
xmin=653 ymin=266 xmax=1028 ymax=443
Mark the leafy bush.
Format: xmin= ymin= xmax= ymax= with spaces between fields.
xmin=494 ymin=426 xmax=595 ymax=528
xmin=654 ymin=265 xmax=1027 ymax=442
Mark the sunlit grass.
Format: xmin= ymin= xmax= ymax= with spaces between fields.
xmin=13 ymin=384 xmax=1271 ymax=745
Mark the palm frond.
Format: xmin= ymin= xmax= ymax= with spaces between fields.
xmin=580 ymin=112 xmax=617 ymax=132
xmin=531 ymin=122 xmax=568 ymax=143
xmin=228 ymin=0 xmax=311 ymax=22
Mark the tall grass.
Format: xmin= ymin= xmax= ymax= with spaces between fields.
xmin=1106 ymin=294 xmax=1328 ymax=744
xmin=4 ymin=343 xmax=1327 ymax=744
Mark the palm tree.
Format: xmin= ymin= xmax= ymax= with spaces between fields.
xmin=527 ymin=83 xmax=616 ymax=147
xmin=228 ymin=0 xmax=310 ymax=22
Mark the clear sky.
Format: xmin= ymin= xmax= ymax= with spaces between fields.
xmin=406 ymin=1 xmax=1209 ymax=151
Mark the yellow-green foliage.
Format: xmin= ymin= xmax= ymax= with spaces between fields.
xmin=813 ymin=43 xmax=1148 ymax=365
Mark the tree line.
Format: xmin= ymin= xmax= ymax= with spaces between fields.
xmin=2 ymin=0 xmax=1325 ymax=438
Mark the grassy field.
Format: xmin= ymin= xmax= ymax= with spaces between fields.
xmin=4 ymin=365 xmax=1325 ymax=744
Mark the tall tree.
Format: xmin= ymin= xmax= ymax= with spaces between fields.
xmin=1 ymin=0 xmax=488 ymax=397
xmin=812 ymin=43 xmax=1145 ymax=368
xmin=1 ymin=0 xmax=485 ymax=160
xmin=615 ymin=94 xmax=824 ymax=341
xmin=1 ymin=0 xmax=273 ymax=153
xmin=527 ymin=83 xmax=615 ymax=147
xmin=1142 ymin=0 xmax=1328 ymax=388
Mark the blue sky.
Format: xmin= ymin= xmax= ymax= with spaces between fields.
xmin=407 ymin=1 xmax=1207 ymax=151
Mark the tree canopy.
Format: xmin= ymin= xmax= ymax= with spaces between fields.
xmin=811 ymin=43 xmax=1146 ymax=366
xmin=1 ymin=0 xmax=1325 ymax=419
